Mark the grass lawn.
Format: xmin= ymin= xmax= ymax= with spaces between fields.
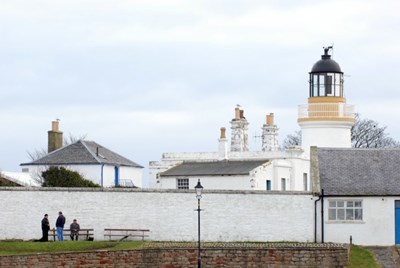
xmin=348 ymin=245 xmax=379 ymax=268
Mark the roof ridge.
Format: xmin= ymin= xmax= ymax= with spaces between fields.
xmin=80 ymin=140 xmax=102 ymax=164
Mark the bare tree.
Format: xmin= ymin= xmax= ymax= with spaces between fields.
xmin=282 ymin=114 xmax=400 ymax=149
xmin=63 ymin=133 xmax=87 ymax=147
xmin=27 ymin=133 xmax=87 ymax=161
xmin=351 ymin=113 xmax=400 ymax=148
xmin=282 ymin=130 xmax=302 ymax=149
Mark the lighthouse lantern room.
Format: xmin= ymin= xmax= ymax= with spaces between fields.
xmin=298 ymin=47 xmax=355 ymax=155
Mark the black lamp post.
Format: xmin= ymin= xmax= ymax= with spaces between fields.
xmin=194 ymin=179 xmax=203 ymax=268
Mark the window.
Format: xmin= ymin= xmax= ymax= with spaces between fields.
xmin=303 ymin=173 xmax=308 ymax=191
xmin=328 ymin=200 xmax=363 ymax=221
xmin=281 ymin=178 xmax=286 ymax=191
xmin=266 ymin=180 xmax=271 ymax=191
xmin=177 ymin=178 xmax=189 ymax=189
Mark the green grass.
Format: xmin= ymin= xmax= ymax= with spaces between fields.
xmin=348 ymin=245 xmax=379 ymax=268
xmin=0 ymin=241 xmax=145 ymax=256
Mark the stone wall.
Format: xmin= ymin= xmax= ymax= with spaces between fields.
xmin=0 ymin=188 xmax=314 ymax=242
xmin=0 ymin=244 xmax=349 ymax=268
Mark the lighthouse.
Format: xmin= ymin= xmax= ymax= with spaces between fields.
xmin=298 ymin=47 xmax=355 ymax=155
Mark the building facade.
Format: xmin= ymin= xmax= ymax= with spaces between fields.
xmin=21 ymin=121 xmax=143 ymax=187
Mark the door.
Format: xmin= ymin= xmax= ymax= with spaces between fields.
xmin=114 ymin=166 xmax=119 ymax=187
xmin=395 ymin=201 xmax=400 ymax=244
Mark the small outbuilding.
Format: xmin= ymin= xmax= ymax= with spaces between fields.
xmin=311 ymin=146 xmax=400 ymax=246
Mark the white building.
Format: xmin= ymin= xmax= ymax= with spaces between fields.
xmin=20 ymin=121 xmax=143 ymax=187
xmin=150 ymin=47 xmax=356 ymax=193
xmin=150 ymin=110 xmax=310 ymax=191
xmin=312 ymin=147 xmax=400 ymax=246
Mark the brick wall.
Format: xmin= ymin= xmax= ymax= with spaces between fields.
xmin=0 ymin=245 xmax=348 ymax=268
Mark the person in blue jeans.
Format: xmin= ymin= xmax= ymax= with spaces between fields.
xmin=55 ymin=211 xmax=66 ymax=241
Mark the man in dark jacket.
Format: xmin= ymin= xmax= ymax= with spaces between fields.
xmin=40 ymin=214 xmax=50 ymax=242
xmin=55 ymin=211 xmax=66 ymax=241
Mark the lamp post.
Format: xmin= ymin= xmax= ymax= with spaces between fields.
xmin=194 ymin=179 xmax=203 ymax=268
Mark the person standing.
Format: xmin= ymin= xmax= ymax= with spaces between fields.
xmin=40 ymin=214 xmax=50 ymax=242
xmin=69 ymin=219 xmax=80 ymax=241
xmin=55 ymin=211 xmax=66 ymax=241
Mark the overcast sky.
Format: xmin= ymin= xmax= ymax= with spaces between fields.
xmin=1 ymin=1 xmax=400 ymax=182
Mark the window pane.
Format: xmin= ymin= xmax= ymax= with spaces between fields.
xmin=355 ymin=209 xmax=363 ymax=220
xmin=313 ymin=75 xmax=318 ymax=96
xmin=266 ymin=180 xmax=271 ymax=191
xmin=329 ymin=201 xmax=336 ymax=207
xmin=347 ymin=201 xmax=354 ymax=207
xmin=338 ymin=209 xmax=345 ymax=220
xmin=328 ymin=209 xmax=336 ymax=220
xmin=346 ymin=209 xmax=354 ymax=220
xmin=355 ymin=201 xmax=362 ymax=207
xmin=337 ymin=201 xmax=344 ymax=207
xmin=325 ymin=75 xmax=332 ymax=95
xmin=177 ymin=178 xmax=189 ymax=189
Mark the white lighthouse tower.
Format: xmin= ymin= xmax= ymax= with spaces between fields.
xmin=298 ymin=47 xmax=355 ymax=155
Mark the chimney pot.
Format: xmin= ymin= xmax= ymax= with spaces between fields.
xmin=235 ymin=107 xmax=240 ymax=119
xmin=52 ymin=121 xmax=59 ymax=132
xmin=266 ymin=113 xmax=274 ymax=125
xmin=220 ymin=127 xmax=226 ymax=139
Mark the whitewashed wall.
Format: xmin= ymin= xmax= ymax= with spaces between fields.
xmin=0 ymin=188 xmax=313 ymax=242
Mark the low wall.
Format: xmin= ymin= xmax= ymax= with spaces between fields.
xmin=0 ymin=244 xmax=349 ymax=268
xmin=0 ymin=188 xmax=314 ymax=242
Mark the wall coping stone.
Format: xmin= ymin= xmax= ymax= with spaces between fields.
xmin=0 ymin=186 xmax=312 ymax=195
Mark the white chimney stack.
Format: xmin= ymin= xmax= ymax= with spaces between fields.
xmin=262 ymin=113 xmax=279 ymax=152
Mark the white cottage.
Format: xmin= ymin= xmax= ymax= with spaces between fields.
xmin=20 ymin=121 xmax=143 ymax=187
xmin=312 ymin=147 xmax=400 ymax=246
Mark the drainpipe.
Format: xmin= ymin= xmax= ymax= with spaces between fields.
xmin=101 ymin=164 xmax=104 ymax=187
xmin=314 ymin=194 xmax=322 ymax=243
xmin=321 ymin=189 xmax=325 ymax=243
xmin=314 ymin=189 xmax=325 ymax=243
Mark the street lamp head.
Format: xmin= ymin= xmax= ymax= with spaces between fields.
xmin=194 ymin=179 xmax=203 ymax=199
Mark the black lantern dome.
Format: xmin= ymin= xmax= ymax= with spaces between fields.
xmin=311 ymin=49 xmax=342 ymax=73
xmin=309 ymin=47 xmax=344 ymax=98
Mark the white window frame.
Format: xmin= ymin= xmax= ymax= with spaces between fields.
xmin=328 ymin=199 xmax=363 ymax=222
xmin=177 ymin=178 xmax=189 ymax=189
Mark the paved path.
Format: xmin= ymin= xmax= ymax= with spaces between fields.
xmin=367 ymin=246 xmax=400 ymax=268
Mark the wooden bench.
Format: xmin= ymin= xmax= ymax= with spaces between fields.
xmin=104 ymin=228 xmax=150 ymax=241
xmin=49 ymin=228 xmax=94 ymax=241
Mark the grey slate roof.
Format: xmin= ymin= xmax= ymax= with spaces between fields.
xmin=21 ymin=140 xmax=143 ymax=168
xmin=317 ymin=148 xmax=400 ymax=196
xmin=160 ymin=160 xmax=270 ymax=177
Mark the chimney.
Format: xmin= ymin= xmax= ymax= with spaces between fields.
xmin=218 ymin=127 xmax=228 ymax=160
xmin=261 ymin=113 xmax=279 ymax=152
xmin=230 ymin=107 xmax=249 ymax=152
xmin=266 ymin=113 xmax=274 ymax=125
xmin=48 ymin=120 xmax=63 ymax=153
